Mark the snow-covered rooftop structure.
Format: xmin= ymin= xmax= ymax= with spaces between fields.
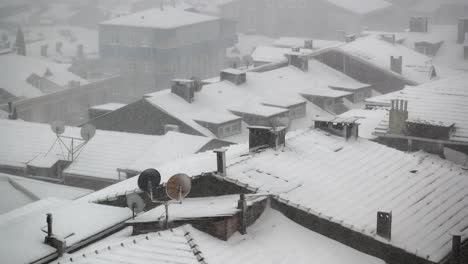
xmin=56 ymin=208 xmax=384 ymax=264
xmin=369 ymin=74 xmax=468 ymax=143
xmin=0 ymin=198 xmax=131 ymax=264
xmin=142 ymin=60 xmax=369 ymax=136
xmin=100 ymin=7 xmax=218 ymax=29
xmin=324 ymin=0 xmax=392 ymax=14
xmin=273 ymin=37 xmax=343 ymax=49
xmin=336 ymin=35 xmax=446 ymax=84
xmin=0 ymin=54 xmax=87 ymax=102
xmin=0 ymin=119 xmax=216 ymax=184
xmin=83 ymin=127 xmax=468 ymax=263
xmin=0 ymin=173 xmax=91 ymax=214
xmin=363 ymin=24 xmax=468 ymax=72
xmin=251 ymin=46 xmax=313 ymax=64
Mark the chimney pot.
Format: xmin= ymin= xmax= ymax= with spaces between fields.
xmin=376 ymin=211 xmax=392 ymax=240
xmin=46 ymin=213 xmax=53 ymax=237
xmin=237 ymin=194 xmax=247 ymax=235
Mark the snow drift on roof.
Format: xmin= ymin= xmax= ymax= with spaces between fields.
xmin=100 ymin=6 xmax=218 ymax=28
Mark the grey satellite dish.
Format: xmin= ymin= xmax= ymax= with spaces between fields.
xmin=138 ymin=169 xmax=161 ymax=197
xmin=80 ymin=124 xmax=96 ymax=141
xmin=166 ymin=173 xmax=191 ymax=201
xmin=126 ymin=193 xmax=145 ymax=218
xmin=50 ymin=121 xmax=65 ymax=135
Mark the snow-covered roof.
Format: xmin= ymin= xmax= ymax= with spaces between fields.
xmin=0 ymin=119 xmax=212 ymax=181
xmin=57 ymin=206 xmax=385 ymax=264
xmin=26 ymin=26 xmax=99 ymax=63
xmin=100 ymin=6 xmax=218 ymax=29
xmin=371 ymin=74 xmax=468 ymax=142
xmin=83 ymin=128 xmax=468 ymax=262
xmin=336 ymin=36 xmax=440 ymax=84
xmin=409 ymin=0 xmax=468 ymax=13
xmin=191 ymin=207 xmax=384 ymax=264
xmin=251 ymin=46 xmax=312 ymax=63
xmin=53 ymin=226 xmax=202 ymax=264
xmin=145 ymin=60 xmax=364 ymax=137
xmin=274 ymin=37 xmax=343 ymax=49
xmin=363 ymin=25 xmax=468 ymax=72
xmin=89 ymin=102 xmax=126 ymax=112
xmin=0 ymin=173 xmax=91 ymax=214
xmin=325 ymin=0 xmax=392 ymax=14
xmin=0 ymin=53 xmax=87 ymax=99
xmin=129 ymin=194 xmax=266 ymax=223
xmin=0 ymin=198 xmax=131 ymax=264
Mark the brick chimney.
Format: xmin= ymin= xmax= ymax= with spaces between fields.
xmin=220 ymin=68 xmax=246 ymax=85
xmin=55 ymin=41 xmax=62 ymax=53
xmin=40 ymin=44 xmax=48 ymax=57
xmin=286 ymin=52 xmax=308 ymax=72
xmin=171 ymin=79 xmax=195 ymax=103
xmin=389 ymin=99 xmax=408 ymax=135
xmin=304 ymin=39 xmax=313 ymax=49
xmin=409 ymin=17 xmax=428 ymax=33
xmin=376 ymin=211 xmax=392 ymax=240
xmin=458 ymin=18 xmax=468 ymax=44
xmin=248 ymin=126 xmax=286 ymax=151
xmin=8 ymin=102 xmax=17 ymax=120
xmin=76 ymin=44 xmax=84 ymax=58
xmin=390 ymin=56 xmax=402 ymax=74
xmin=464 ymin=45 xmax=468 ymax=60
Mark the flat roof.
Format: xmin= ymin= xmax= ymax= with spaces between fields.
xmin=100 ymin=7 xmax=218 ymax=29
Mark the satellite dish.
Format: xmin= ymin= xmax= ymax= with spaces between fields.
xmin=126 ymin=193 xmax=145 ymax=214
xmin=80 ymin=124 xmax=96 ymax=141
xmin=50 ymin=121 xmax=65 ymax=135
xmin=166 ymin=173 xmax=191 ymax=201
xmin=137 ymin=168 xmax=161 ymax=194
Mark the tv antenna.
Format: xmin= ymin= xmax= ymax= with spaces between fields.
xmin=45 ymin=121 xmax=96 ymax=162
xmin=126 ymin=193 xmax=145 ymax=219
xmin=137 ymin=170 xmax=192 ymax=228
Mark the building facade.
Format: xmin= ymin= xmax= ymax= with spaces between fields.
xmin=99 ymin=7 xmax=237 ymax=94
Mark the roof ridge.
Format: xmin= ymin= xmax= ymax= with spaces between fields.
xmin=182 ymin=226 xmax=208 ymax=264
xmin=55 ymin=228 xmax=189 ymax=264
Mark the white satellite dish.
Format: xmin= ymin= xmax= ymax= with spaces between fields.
xmin=165 ymin=173 xmax=191 ymax=201
xmin=50 ymin=121 xmax=65 ymax=135
xmin=126 ymin=193 xmax=145 ymax=217
xmin=80 ymin=124 xmax=96 ymax=141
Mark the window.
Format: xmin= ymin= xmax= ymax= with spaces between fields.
xmin=129 ymin=62 xmax=137 ymax=72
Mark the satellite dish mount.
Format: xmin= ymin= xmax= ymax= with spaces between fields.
xmin=46 ymin=121 xmax=96 ymax=162
xmin=137 ymin=170 xmax=192 ymax=228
